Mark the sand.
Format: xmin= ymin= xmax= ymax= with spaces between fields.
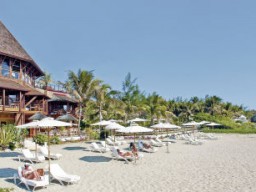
xmin=1 ymin=134 xmax=256 ymax=192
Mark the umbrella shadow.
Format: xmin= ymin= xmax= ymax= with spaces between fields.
xmin=0 ymin=151 xmax=22 ymax=158
xmin=0 ymin=168 xmax=16 ymax=178
xmin=80 ymin=156 xmax=112 ymax=163
xmin=62 ymin=146 xmax=86 ymax=151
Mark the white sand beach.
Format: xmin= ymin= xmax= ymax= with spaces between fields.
xmin=1 ymin=134 xmax=256 ymax=192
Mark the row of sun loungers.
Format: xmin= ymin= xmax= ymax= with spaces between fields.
xmin=18 ymin=147 xmax=63 ymax=164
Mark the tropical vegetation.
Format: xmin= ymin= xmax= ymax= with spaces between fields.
xmin=51 ymin=69 xmax=256 ymax=134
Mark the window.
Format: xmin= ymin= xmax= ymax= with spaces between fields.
xmin=2 ymin=60 xmax=9 ymax=77
xmin=12 ymin=61 xmax=20 ymax=79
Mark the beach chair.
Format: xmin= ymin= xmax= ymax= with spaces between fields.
xmin=110 ymin=147 xmax=134 ymax=163
xmin=138 ymin=141 xmax=157 ymax=153
xmin=185 ymin=138 xmax=203 ymax=145
xmin=19 ymin=149 xmax=45 ymax=164
xmin=99 ymin=141 xmax=111 ymax=151
xmin=106 ymin=138 xmax=121 ymax=146
xmin=50 ymin=164 xmax=80 ymax=185
xmin=90 ymin=142 xmax=109 ymax=153
xmin=150 ymin=139 xmax=164 ymax=147
xmin=24 ymin=140 xmax=37 ymax=150
xmin=39 ymin=146 xmax=62 ymax=160
xmin=14 ymin=166 xmax=49 ymax=191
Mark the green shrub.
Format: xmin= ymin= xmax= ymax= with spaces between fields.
xmin=8 ymin=142 xmax=16 ymax=151
xmin=0 ymin=188 xmax=14 ymax=192
xmin=33 ymin=134 xmax=48 ymax=145
xmin=195 ymin=113 xmax=256 ymax=134
xmin=0 ymin=124 xmax=17 ymax=150
xmin=50 ymin=136 xmax=61 ymax=144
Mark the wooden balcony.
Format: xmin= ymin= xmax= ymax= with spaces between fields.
xmin=0 ymin=104 xmax=45 ymax=114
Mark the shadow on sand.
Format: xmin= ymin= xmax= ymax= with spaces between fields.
xmin=0 ymin=152 xmax=22 ymax=158
xmin=62 ymin=146 xmax=86 ymax=151
xmin=80 ymin=156 xmax=112 ymax=163
xmin=0 ymin=168 xmax=16 ymax=178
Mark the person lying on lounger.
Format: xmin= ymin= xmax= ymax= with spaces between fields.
xmin=22 ymin=163 xmax=42 ymax=180
xmin=117 ymin=149 xmax=133 ymax=157
xmin=138 ymin=140 xmax=153 ymax=149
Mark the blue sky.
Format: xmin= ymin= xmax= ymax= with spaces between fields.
xmin=1 ymin=0 xmax=256 ymax=109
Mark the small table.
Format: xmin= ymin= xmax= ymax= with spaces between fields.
xmin=162 ymin=138 xmax=174 ymax=153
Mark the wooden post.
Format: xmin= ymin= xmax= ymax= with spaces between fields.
xmin=3 ymin=89 xmax=5 ymax=111
xmin=19 ymin=91 xmax=22 ymax=112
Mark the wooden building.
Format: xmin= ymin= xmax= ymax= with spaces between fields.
xmin=0 ymin=21 xmax=78 ymax=127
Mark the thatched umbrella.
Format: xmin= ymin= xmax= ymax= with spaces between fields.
xmin=56 ymin=114 xmax=78 ymax=136
xmin=56 ymin=114 xmax=78 ymax=122
xmin=28 ymin=112 xmax=47 ymax=121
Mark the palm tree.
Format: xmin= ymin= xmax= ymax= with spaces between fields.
xmin=38 ymin=71 xmax=52 ymax=89
xmin=68 ymin=69 xmax=102 ymax=131
xmin=120 ymin=73 xmax=142 ymax=122
xmin=93 ymin=83 xmax=119 ymax=121
xmin=144 ymin=92 xmax=166 ymax=125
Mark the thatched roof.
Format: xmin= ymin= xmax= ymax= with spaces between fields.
xmin=0 ymin=21 xmax=44 ymax=76
xmin=0 ymin=78 xmax=29 ymax=91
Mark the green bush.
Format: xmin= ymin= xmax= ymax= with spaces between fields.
xmin=0 ymin=124 xmax=17 ymax=150
xmin=9 ymin=142 xmax=16 ymax=151
xmin=195 ymin=113 xmax=256 ymax=134
xmin=33 ymin=134 xmax=48 ymax=145
xmin=0 ymin=188 xmax=14 ymax=192
xmin=50 ymin=136 xmax=61 ymax=144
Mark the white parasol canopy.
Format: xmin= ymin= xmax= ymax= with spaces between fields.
xmin=105 ymin=122 xmax=125 ymax=130
xmin=127 ymin=118 xmax=149 ymax=123
xmin=151 ymin=123 xmax=181 ymax=129
xmin=117 ymin=125 xmax=153 ymax=133
xmin=182 ymin=121 xmax=201 ymax=127
xmin=91 ymin=120 xmax=112 ymax=126
xmin=206 ymin=122 xmax=222 ymax=127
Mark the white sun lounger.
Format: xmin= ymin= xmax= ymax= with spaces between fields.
xmin=106 ymin=138 xmax=121 ymax=146
xmin=19 ymin=149 xmax=45 ymax=164
xmin=150 ymin=139 xmax=164 ymax=147
xmin=14 ymin=166 xmax=49 ymax=191
xmin=50 ymin=164 xmax=80 ymax=185
xmin=138 ymin=141 xmax=157 ymax=153
xmin=39 ymin=146 xmax=62 ymax=160
xmin=111 ymin=147 xmax=135 ymax=163
xmin=90 ymin=142 xmax=109 ymax=153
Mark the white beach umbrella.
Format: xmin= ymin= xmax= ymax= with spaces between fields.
xmin=127 ymin=118 xmax=149 ymax=123
xmin=105 ymin=122 xmax=125 ymax=130
xmin=151 ymin=123 xmax=180 ymax=136
xmin=91 ymin=120 xmax=112 ymax=146
xmin=105 ymin=122 xmax=125 ymax=142
xmin=198 ymin=121 xmax=210 ymax=125
xmin=117 ymin=125 xmax=153 ymax=143
xmin=206 ymin=122 xmax=222 ymax=128
xmin=91 ymin=120 xmax=112 ymax=126
xmin=182 ymin=121 xmax=201 ymax=127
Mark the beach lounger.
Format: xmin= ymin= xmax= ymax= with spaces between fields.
xmin=50 ymin=164 xmax=80 ymax=185
xmin=106 ymin=138 xmax=121 ymax=146
xmin=150 ymin=139 xmax=164 ymax=147
xmin=138 ymin=141 xmax=157 ymax=153
xmin=110 ymin=147 xmax=134 ymax=163
xmin=14 ymin=166 xmax=49 ymax=191
xmin=24 ymin=140 xmax=36 ymax=150
xmin=39 ymin=146 xmax=62 ymax=160
xmin=90 ymin=142 xmax=109 ymax=153
xmin=19 ymin=149 xmax=45 ymax=164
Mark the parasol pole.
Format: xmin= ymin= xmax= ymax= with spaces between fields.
xmin=47 ymin=127 xmax=51 ymax=184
